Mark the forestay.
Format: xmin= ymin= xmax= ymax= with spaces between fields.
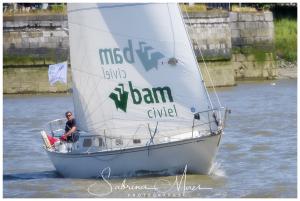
xmin=67 ymin=3 xmax=213 ymax=138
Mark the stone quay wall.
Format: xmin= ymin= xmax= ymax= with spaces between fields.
xmin=183 ymin=11 xmax=232 ymax=61
xmin=183 ymin=10 xmax=276 ymax=87
xmin=3 ymin=14 xmax=69 ymax=66
xmin=3 ymin=66 xmax=72 ymax=94
xmin=3 ymin=11 xmax=277 ymax=93
xmin=230 ymin=12 xmax=276 ymax=81
xmin=230 ymin=11 xmax=274 ymax=49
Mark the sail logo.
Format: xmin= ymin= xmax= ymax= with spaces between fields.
xmin=109 ymin=84 xmax=129 ymax=112
xmin=109 ymin=81 xmax=174 ymax=113
xmin=99 ymin=40 xmax=164 ymax=71
xmin=135 ymin=41 xmax=164 ymax=71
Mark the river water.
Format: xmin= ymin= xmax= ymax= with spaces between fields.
xmin=3 ymin=79 xmax=297 ymax=198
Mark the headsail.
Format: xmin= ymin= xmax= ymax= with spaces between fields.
xmin=67 ymin=3 xmax=213 ymax=137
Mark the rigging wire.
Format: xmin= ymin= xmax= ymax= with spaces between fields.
xmin=167 ymin=3 xmax=176 ymax=58
xmin=182 ymin=4 xmax=222 ymax=108
xmin=177 ymin=4 xmax=214 ymax=110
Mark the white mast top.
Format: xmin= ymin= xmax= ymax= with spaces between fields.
xmin=68 ymin=3 xmax=212 ymax=137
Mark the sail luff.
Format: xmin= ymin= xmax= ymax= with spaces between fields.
xmin=176 ymin=3 xmax=214 ymax=110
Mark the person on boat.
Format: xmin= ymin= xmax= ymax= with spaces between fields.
xmin=60 ymin=111 xmax=78 ymax=142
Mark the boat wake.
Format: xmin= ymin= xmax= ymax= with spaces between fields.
xmin=208 ymin=162 xmax=226 ymax=178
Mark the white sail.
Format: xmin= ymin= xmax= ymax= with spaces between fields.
xmin=67 ymin=3 xmax=212 ymax=138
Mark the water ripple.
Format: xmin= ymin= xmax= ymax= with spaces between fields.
xmin=3 ymin=171 xmax=61 ymax=181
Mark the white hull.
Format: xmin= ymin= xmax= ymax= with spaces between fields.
xmin=45 ymin=133 xmax=222 ymax=178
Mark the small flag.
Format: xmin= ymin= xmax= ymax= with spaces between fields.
xmin=47 ymin=135 xmax=60 ymax=145
xmin=48 ymin=61 xmax=68 ymax=85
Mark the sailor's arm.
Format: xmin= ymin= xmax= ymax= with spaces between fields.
xmin=64 ymin=126 xmax=77 ymax=137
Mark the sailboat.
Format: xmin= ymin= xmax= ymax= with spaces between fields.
xmin=41 ymin=3 xmax=227 ymax=178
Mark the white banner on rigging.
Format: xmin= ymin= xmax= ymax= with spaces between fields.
xmin=48 ymin=61 xmax=68 ymax=85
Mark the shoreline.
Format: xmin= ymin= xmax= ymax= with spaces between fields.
xmin=276 ymin=67 xmax=297 ymax=79
xmin=276 ymin=58 xmax=297 ymax=79
xmin=3 ymin=71 xmax=296 ymax=96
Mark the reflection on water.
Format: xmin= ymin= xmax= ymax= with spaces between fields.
xmin=3 ymin=79 xmax=297 ymax=198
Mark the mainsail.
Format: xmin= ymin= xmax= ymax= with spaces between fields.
xmin=67 ymin=3 xmax=213 ymax=138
